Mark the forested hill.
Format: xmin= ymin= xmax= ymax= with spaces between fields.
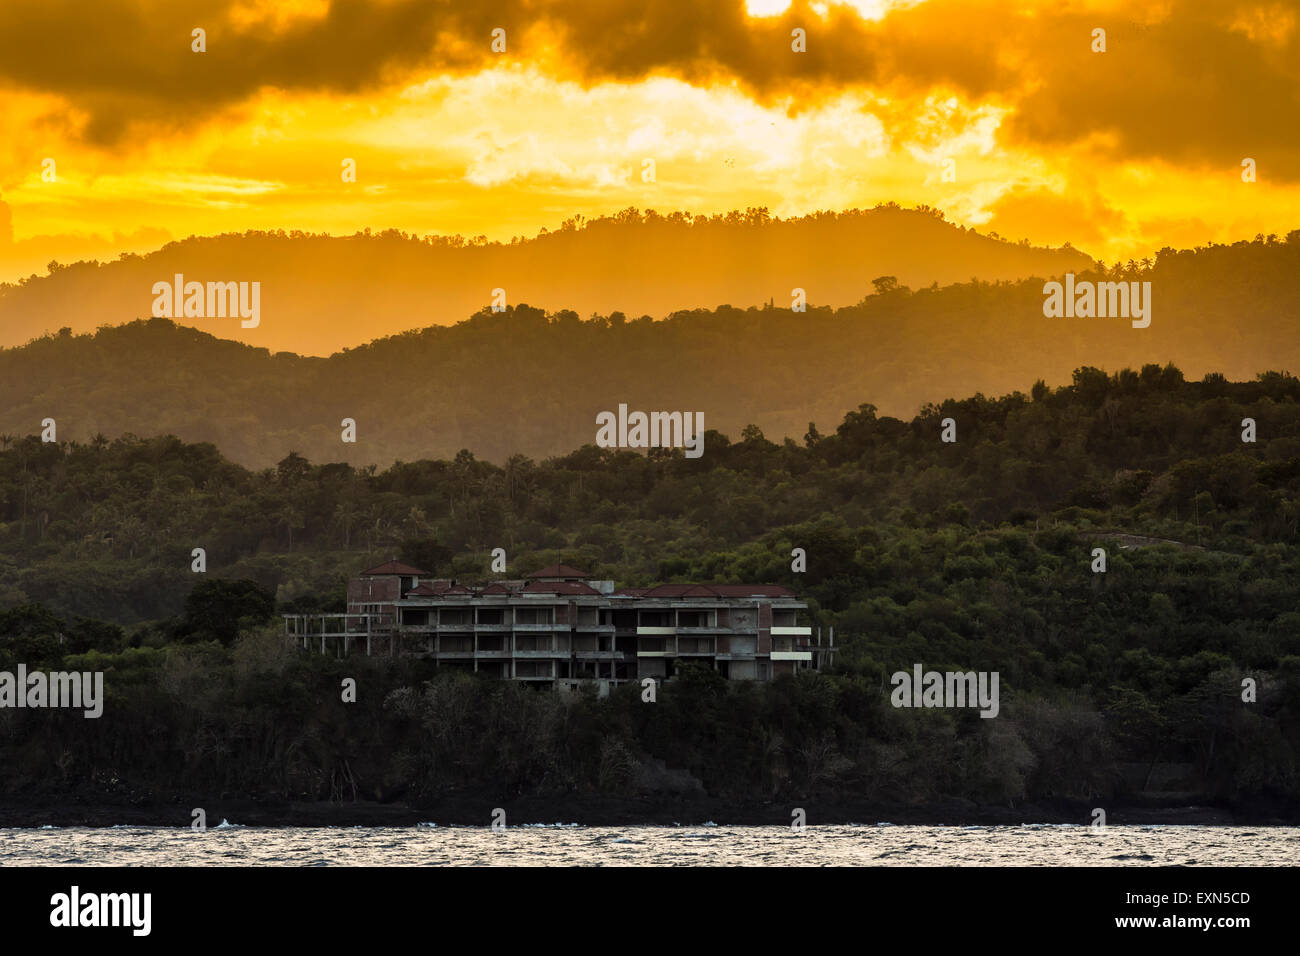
xmin=0 ymin=234 xmax=1296 ymax=468
xmin=1 ymin=364 xmax=1298 ymax=625
xmin=0 ymin=205 xmax=1093 ymax=354
xmin=2 ymin=368 xmax=1299 ymax=813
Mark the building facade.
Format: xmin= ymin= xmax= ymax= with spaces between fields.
xmin=284 ymin=562 xmax=834 ymax=694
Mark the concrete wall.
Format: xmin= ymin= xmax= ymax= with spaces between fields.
xmin=347 ymin=575 xmax=399 ymax=609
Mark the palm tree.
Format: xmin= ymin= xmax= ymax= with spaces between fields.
xmin=277 ymin=502 xmax=305 ymax=551
xmin=502 ymin=453 xmax=536 ymax=506
xmin=332 ymin=500 xmax=360 ymax=549
xmin=452 ymin=448 xmax=478 ymax=502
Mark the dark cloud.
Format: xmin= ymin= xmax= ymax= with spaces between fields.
xmin=0 ymin=0 xmax=498 ymax=142
xmin=993 ymin=3 xmax=1300 ymax=179
xmin=2 ymin=0 xmax=1298 ymax=177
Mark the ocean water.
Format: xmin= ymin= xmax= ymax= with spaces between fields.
xmin=1 ymin=824 xmax=1296 ymax=865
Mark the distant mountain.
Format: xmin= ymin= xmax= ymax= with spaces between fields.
xmin=0 ymin=234 xmax=1295 ymax=468
xmin=0 ymin=205 xmax=1095 ymax=355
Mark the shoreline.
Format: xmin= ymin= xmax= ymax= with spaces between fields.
xmin=3 ymin=795 xmax=1297 ymax=828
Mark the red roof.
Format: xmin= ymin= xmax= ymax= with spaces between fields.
xmin=524 ymin=564 xmax=590 ymax=579
xmin=481 ymin=582 xmax=514 ymax=595
xmin=407 ymin=581 xmax=450 ymax=596
xmin=522 ymin=580 xmax=601 ymax=596
xmin=638 ymin=584 xmax=697 ymax=597
xmin=361 ymin=560 xmax=430 ymax=577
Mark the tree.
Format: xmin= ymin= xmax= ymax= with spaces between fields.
xmin=1071 ymin=366 xmax=1109 ymax=406
xmin=275 ymin=451 xmax=311 ymax=486
xmin=277 ymin=501 xmax=305 ymax=550
xmin=332 ymin=500 xmax=360 ymax=548
xmin=180 ymin=579 xmax=276 ymax=645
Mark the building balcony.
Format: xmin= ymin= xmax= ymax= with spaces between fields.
xmin=770 ymin=626 xmax=813 ymax=636
xmin=636 ymin=626 xmax=676 ymax=635
xmin=513 ymin=664 xmax=556 ymax=679
xmin=771 ymin=651 xmax=813 ymax=661
xmin=397 ymin=624 xmax=482 ymax=634
xmin=675 ymin=638 xmax=716 ymax=655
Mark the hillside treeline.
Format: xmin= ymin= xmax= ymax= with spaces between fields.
xmin=0 ymin=231 xmax=1297 ymax=466
xmin=1 ymin=364 xmax=1298 ymax=625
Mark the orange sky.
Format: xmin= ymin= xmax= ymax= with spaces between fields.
xmin=0 ymin=0 xmax=1297 ymax=283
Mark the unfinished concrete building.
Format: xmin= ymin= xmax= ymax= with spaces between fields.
xmin=284 ymin=562 xmax=834 ymax=694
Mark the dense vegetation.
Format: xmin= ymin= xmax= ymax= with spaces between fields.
xmin=6 ymin=634 xmax=1288 ymax=814
xmin=0 ymin=368 xmax=1298 ymax=812
xmin=1 ymin=231 xmax=1297 ymax=467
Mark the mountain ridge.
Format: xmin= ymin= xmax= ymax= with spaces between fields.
xmin=0 ymin=233 xmax=1295 ymax=468
xmin=0 ymin=205 xmax=1096 ymax=355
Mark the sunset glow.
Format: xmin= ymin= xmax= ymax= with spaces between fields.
xmin=0 ymin=0 xmax=1297 ymax=282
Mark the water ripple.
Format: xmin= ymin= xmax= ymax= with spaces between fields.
xmin=0 ymin=825 xmax=1292 ymax=866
